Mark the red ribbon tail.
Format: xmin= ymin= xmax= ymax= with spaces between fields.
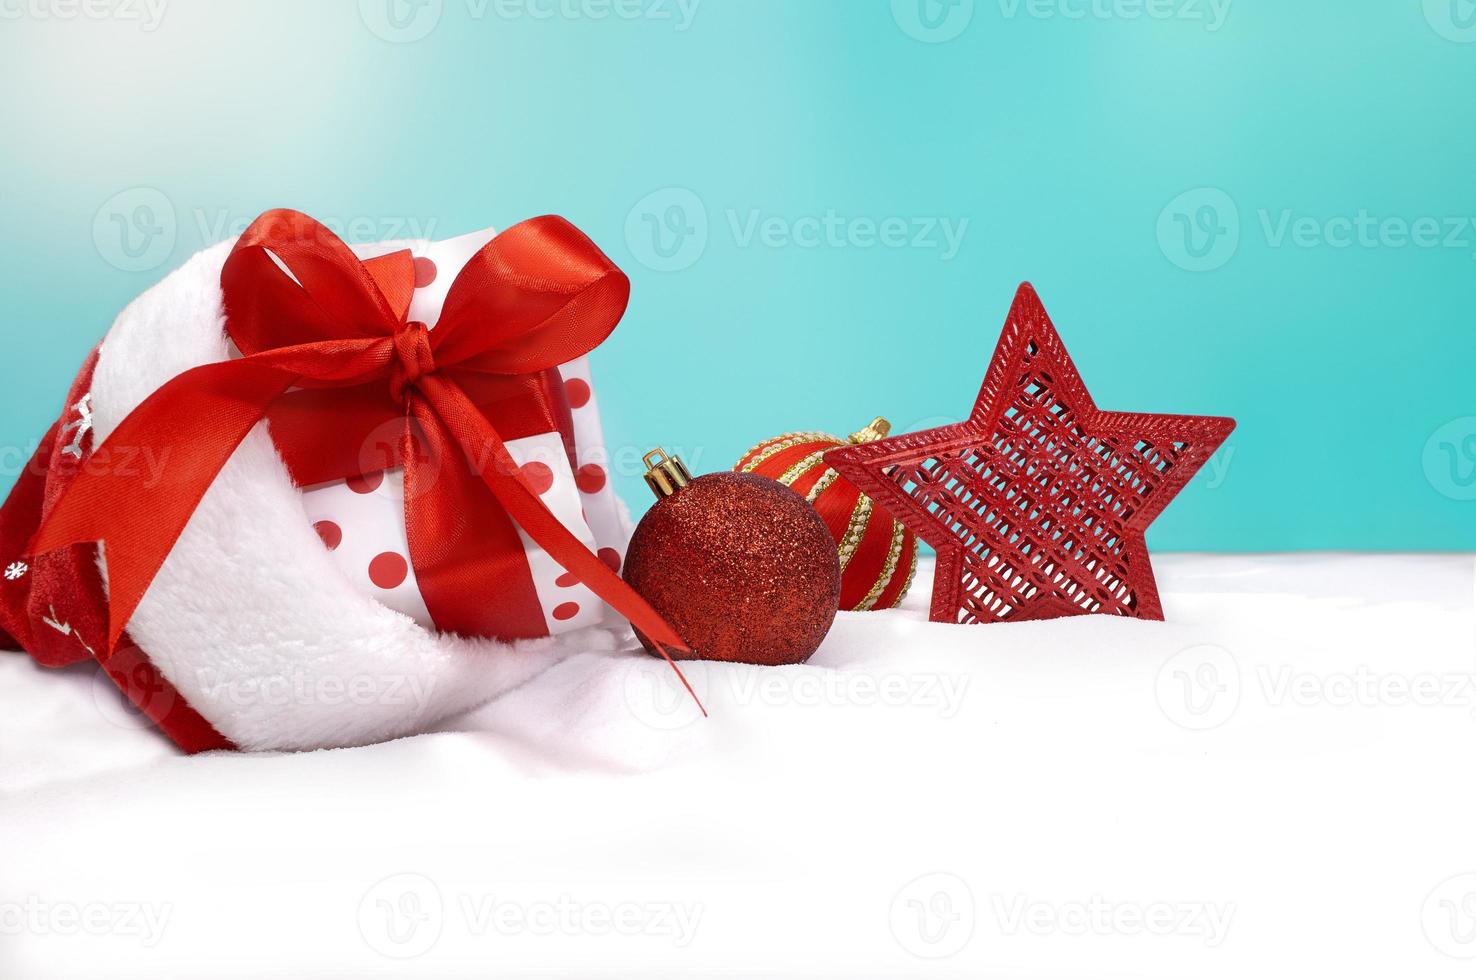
xmin=419 ymin=377 xmax=706 ymax=716
xmin=28 ymin=360 xmax=296 ymax=654
xmin=648 ymin=640 xmax=708 ymax=719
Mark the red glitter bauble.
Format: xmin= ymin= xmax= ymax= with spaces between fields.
xmin=624 ymin=469 xmax=841 ymax=666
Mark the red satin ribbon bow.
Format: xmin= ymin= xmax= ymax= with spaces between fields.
xmin=31 ymin=209 xmax=700 ymax=707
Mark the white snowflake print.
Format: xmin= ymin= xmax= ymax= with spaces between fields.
xmin=5 ymin=561 xmax=28 ymax=581
xmin=61 ymin=393 xmax=93 ymax=460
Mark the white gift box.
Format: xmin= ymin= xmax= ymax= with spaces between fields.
xmin=295 ymin=227 xmax=633 ymax=638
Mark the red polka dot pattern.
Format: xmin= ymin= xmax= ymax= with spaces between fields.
xmin=369 ymin=552 xmax=409 ymax=590
xmin=347 ymin=470 xmax=384 ymax=495
xmin=552 ymin=602 xmax=581 ymax=621
xmin=564 ymin=378 xmax=591 ymax=409
xmin=314 ymin=520 xmax=343 ymax=551
xmin=555 ymin=571 xmax=580 ymax=588
xmin=598 ymin=547 xmax=622 ymax=574
xmin=520 ymin=462 xmax=555 ymax=495
xmin=576 ymin=464 xmax=606 ymax=495
xmin=413 ymin=256 xmax=437 ymax=289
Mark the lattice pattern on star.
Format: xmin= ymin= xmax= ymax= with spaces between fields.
xmin=826 ymin=283 xmax=1235 ymax=627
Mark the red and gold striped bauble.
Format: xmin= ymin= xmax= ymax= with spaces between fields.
xmin=736 ymin=418 xmax=918 ymax=612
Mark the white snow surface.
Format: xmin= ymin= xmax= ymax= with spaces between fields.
xmin=1 ymin=554 xmax=1473 ymax=979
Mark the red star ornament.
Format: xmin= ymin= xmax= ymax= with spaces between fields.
xmin=825 ymin=284 xmax=1235 ymax=626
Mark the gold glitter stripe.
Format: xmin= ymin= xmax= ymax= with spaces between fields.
xmin=856 ymin=517 xmax=907 ymax=611
xmin=803 ymin=467 xmax=842 ymax=504
xmin=776 ymin=450 xmax=829 ymax=488
xmin=738 ymin=432 xmax=837 ymax=473
xmin=836 ymin=493 xmax=873 ymax=573
xmin=887 ymin=546 xmax=920 ymax=609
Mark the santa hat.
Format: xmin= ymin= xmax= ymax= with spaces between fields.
xmin=0 ymin=214 xmax=649 ymax=753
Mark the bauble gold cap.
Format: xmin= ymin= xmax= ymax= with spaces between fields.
xmin=642 ymin=448 xmax=694 ymax=500
xmin=848 ymin=417 xmax=892 ymax=444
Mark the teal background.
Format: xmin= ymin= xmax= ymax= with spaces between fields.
xmin=1 ymin=0 xmax=1473 ymax=550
